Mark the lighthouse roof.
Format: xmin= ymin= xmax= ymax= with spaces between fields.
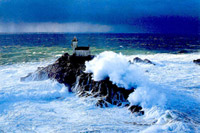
xmin=72 ymin=37 xmax=78 ymax=42
xmin=75 ymin=47 xmax=90 ymax=50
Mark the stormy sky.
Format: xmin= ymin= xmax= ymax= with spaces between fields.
xmin=0 ymin=0 xmax=199 ymax=34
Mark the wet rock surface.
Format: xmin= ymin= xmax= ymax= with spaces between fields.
xmin=178 ymin=49 xmax=190 ymax=54
xmin=133 ymin=57 xmax=155 ymax=65
xmin=21 ymin=53 xmax=143 ymax=114
xmin=193 ymin=59 xmax=200 ymax=65
xmin=129 ymin=105 xmax=144 ymax=115
xmin=72 ymin=73 xmax=134 ymax=107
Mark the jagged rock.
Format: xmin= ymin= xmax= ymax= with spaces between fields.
xmin=21 ymin=53 xmax=143 ymax=114
xmin=21 ymin=53 xmax=94 ymax=86
xmin=133 ymin=57 xmax=143 ymax=63
xmin=193 ymin=59 xmax=200 ymax=65
xmin=178 ymin=50 xmax=189 ymax=54
xmin=45 ymin=53 xmax=94 ymax=86
xmin=128 ymin=105 xmax=144 ymax=115
xmin=72 ymin=73 xmax=134 ymax=106
xmin=96 ymin=100 xmax=108 ymax=108
xmin=133 ymin=57 xmax=155 ymax=65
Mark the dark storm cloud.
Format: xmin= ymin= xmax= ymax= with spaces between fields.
xmin=0 ymin=0 xmax=199 ymax=33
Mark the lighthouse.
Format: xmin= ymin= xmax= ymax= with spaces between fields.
xmin=71 ymin=37 xmax=90 ymax=56
xmin=71 ymin=36 xmax=78 ymax=53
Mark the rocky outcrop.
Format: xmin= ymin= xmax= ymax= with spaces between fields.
xmin=178 ymin=50 xmax=190 ymax=54
xmin=72 ymin=73 xmax=134 ymax=107
xmin=21 ymin=53 xmax=94 ymax=87
xmin=128 ymin=105 xmax=144 ymax=115
xmin=193 ymin=59 xmax=200 ymax=65
xmin=132 ymin=57 xmax=155 ymax=65
xmin=21 ymin=53 xmax=143 ymax=114
xmin=44 ymin=53 xmax=94 ymax=87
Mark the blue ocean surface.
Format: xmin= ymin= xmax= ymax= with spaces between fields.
xmin=1 ymin=33 xmax=200 ymax=65
xmin=0 ymin=33 xmax=200 ymax=132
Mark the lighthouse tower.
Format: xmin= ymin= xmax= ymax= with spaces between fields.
xmin=71 ymin=36 xmax=78 ymax=54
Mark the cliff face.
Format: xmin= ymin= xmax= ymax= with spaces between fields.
xmin=45 ymin=53 xmax=93 ymax=87
xmin=21 ymin=53 xmax=143 ymax=114
xmin=72 ymin=73 xmax=134 ymax=107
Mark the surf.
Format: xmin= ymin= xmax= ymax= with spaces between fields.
xmin=0 ymin=51 xmax=200 ymax=132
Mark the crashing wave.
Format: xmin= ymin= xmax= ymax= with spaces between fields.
xmin=21 ymin=52 xmax=165 ymax=115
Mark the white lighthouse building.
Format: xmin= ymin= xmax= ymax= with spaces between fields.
xmin=71 ymin=37 xmax=90 ymax=56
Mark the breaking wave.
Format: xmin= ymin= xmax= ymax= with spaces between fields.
xmin=85 ymin=51 xmax=200 ymax=132
xmin=0 ymin=52 xmax=200 ymax=132
xmin=85 ymin=51 xmax=166 ymax=108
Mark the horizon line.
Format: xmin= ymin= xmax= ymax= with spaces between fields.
xmin=0 ymin=32 xmax=199 ymax=35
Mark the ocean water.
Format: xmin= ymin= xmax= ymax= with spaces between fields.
xmin=1 ymin=33 xmax=200 ymax=65
xmin=0 ymin=33 xmax=200 ymax=132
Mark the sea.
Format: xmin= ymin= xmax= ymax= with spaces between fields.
xmin=0 ymin=33 xmax=200 ymax=132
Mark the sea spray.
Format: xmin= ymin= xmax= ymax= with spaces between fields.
xmin=128 ymin=86 xmax=166 ymax=108
xmin=85 ymin=51 xmax=166 ymax=108
xmin=85 ymin=51 xmax=146 ymax=89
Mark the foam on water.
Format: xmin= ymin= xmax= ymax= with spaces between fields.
xmin=86 ymin=51 xmax=200 ymax=132
xmin=0 ymin=52 xmax=200 ymax=132
xmin=130 ymin=52 xmax=200 ymax=132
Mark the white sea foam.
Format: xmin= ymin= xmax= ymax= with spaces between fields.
xmin=85 ymin=51 xmax=166 ymax=108
xmin=85 ymin=51 xmax=147 ymax=88
xmin=0 ymin=52 xmax=200 ymax=132
xmin=0 ymin=62 xmax=68 ymax=105
xmin=85 ymin=51 xmax=200 ymax=132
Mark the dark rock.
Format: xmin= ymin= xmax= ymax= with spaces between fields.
xmin=178 ymin=50 xmax=189 ymax=54
xmin=21 ymin=53 xmax=94 ymax=85
xmin=72 ymin=73 xmax=134 ymax=106
xmin=124 ymin=103 xmax=130 ymax=107
xmin=133 ymin=57 xmax=155 ymax=65
xmin=144 ymin=59 xmax=154 ymax=65
xmin=21 ymin=53 xmax=143 ymax=114
xmin=128 ymin=105 xmax=144 ymax=115
xmin=96 ymin=100 xmax=108 ymax=108
xmin=133 ymin=57 xmax=143 ymax=63
xmin=193 ymin=59 xmax=200 ymax=65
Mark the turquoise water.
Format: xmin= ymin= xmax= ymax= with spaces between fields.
xmin=0 ymin=45 xmax=155 ymax=65
xmin=1 ymin=33 xmax=200 ymax=65
xmin=0 ymin=46 xmax=70 ymax=65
